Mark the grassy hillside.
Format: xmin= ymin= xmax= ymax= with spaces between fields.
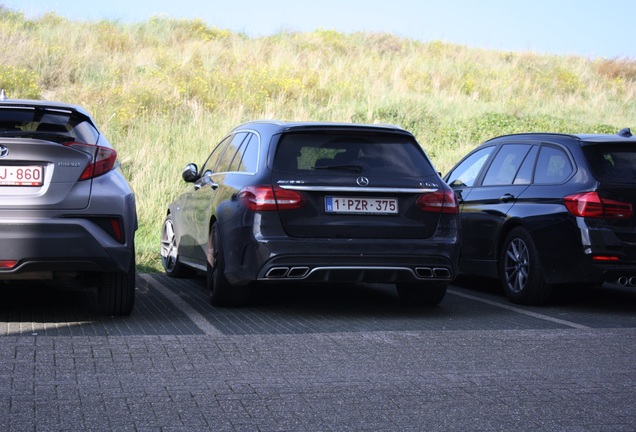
xmin=1 ymin=7 xmax=635 ymax=271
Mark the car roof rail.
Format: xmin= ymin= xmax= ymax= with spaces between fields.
xmin=618 ymin=127 xmax=632 ymax=138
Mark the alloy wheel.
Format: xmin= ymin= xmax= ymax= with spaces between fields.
xmin=160 ymin=218 xmax=178 ymax=272
xmin=503 ymin=238 xmax=530 ymax=294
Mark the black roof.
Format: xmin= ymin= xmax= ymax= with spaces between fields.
xmin=230 ymin=120 xmax=412 ymax=136
xmin=483 ymin=130 xmax=636 ymax=145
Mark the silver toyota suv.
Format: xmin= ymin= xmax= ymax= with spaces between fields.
xmin=0 ymin=91 xmax=137 ymax=315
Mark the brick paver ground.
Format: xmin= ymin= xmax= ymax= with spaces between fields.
xmin=0 ymin=273 xmax=635 ymax=431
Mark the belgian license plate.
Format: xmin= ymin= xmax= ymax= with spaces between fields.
xmin=0 ymin=165 xmax=43 ymax=186
xmin=325 ymin=196 xmax=398 ymax=214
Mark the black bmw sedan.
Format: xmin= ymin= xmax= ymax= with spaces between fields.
xmin=161 ymin=121 xmax=460 ymax=306
xmin=445 ymin=129 xmax=636 ymax=305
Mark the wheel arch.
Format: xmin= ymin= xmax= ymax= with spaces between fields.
xmin=496 ymin=217 xmax=528 ymax=262
xmin=498 ymin=217 xmax=562 ymax=276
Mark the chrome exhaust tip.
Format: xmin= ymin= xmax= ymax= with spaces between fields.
xmin=265 ymin=267 xmax=289 ymax=278
xmin=415 ymin=267 xmax=433 ymax=278
xmin=433 ymin=268 xmax=451 ymax=279
xmin=288 ymin=267 xmax=309 ymax=278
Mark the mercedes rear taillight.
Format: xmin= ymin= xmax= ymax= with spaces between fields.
xmin=238 ymin=185 xmax=306 ymax=211
xmin=416 ymin=189 xmax=459 ymax=214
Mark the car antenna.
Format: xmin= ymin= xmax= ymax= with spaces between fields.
xmin=0 ymin=89 xmax=6 ymax=101
xmin=618 ymin=127 xmax=632 ymax=137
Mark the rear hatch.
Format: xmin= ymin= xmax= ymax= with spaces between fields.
xmin=582 ymin=143 xmax=636 ymax=243
xmin=270 ymin=128 xmax=455 ymax=239
xmin=0 ymin=106 xmax=98 ymax=210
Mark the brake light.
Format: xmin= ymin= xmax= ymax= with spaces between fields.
xmin=564 ymin=192 xmax=633 ymax=219
xmin=238 ymin=185 xmax=306 ymax=211
xmin=416 ymin=189 xmax=459 ymax=214
xmin=0 ymin=260 xmax=17 ymax=269
xmin=64 ymin=142 xmax=117 ymax=180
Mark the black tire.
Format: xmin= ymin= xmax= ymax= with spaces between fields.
xmin=207 ymin=222 xmax=250 ymax=307
xmin=160 ymin=215 xmax=197 ymax=278
xmin=500 ymin=227 xmax=552 ymax=305
xmin=396 ymin=282 xmax=447 ymax=306
xmin=98 ymin=252 xmax=136 ymax=316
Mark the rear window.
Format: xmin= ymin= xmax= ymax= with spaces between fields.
xmin=273 ymin=131 xmax=435 ymax=177
xmin=0 ymin=107 xmax=99 ymax=144
xmin=583 ymin=144 xmax=636 ymax=184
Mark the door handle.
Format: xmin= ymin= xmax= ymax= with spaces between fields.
xmin=194 ymin=179 xmax=219 ymax=191
xmin=499 ymin=193 xmax=515 ymax=203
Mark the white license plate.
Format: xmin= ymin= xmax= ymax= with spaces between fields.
xmin=0 ymin=165 xmax=43 ymax=186
xmin=325 ymin=196 xmax=398 ymax=214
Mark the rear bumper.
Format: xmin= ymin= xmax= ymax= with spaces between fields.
xmin=224 ymin=233 xmax=460 ymax=285
xmin=577 ymin=260 xmax=636 ymax=286
xmin=539 ymin=251 xmax=636 ymax=286
xmin=0 ymin=219 xmax=134 ymax=278
xmin=257 ymin=253 xmax=454 ymax=282
xmin=567 ymin=223 xmax=636 ymax=285
xmin=529 ymin=219 xmax=636 ymax=285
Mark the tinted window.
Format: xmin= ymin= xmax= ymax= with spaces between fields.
xmin=534 ymin=145 xmax=572 ymax=184
xmin=200 ymin=136 xmax=232 ymax=176
xmin=446 ymin=146 xmax=494 ymax=187
xmin=216 ymin=133 xmax=248 ymax=173
xmin=0 ymin=107 xmax=99 ymax=144
xmin=227 ymin=133 xmax=258 ymax=173
xmin=238 ymin=133 xmax=259 ymax=173
xmin=482 ymin=144 xmax=532 ymax=186
xmin=583 ymin=144 xmax=636 ymax=184
xmin=513 ymin=146 xmax=538 ymax=185
xmin=273 ymin=131 xmax=435 ymax=177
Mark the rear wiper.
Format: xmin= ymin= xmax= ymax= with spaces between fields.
xmin=313 ymin=164 xmax=363 ymax=173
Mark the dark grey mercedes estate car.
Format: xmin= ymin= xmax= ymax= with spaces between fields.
xmin=0 ymin=91 xmax=137 ymax=315
xmin=161 ymin=121 xmax=460 ymax=307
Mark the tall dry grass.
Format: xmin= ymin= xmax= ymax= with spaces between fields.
xmin=1 ymin=7 xmax=635 ymax=270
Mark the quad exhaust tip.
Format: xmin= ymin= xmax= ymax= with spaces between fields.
xmin=264 ymin=266 xmax=451 ymax=280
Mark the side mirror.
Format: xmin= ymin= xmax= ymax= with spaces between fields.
xmin=182 ymin=163 xmax=199 ymax=183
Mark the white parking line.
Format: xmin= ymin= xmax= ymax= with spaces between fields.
xmin=139 ymin=273 xmax=223 ymax=336
xmin=448 ymin=289 xmax=591 ymax=329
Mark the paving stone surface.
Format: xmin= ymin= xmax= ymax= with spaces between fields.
xmin=1 ymin=273 xmax=635 ymax=431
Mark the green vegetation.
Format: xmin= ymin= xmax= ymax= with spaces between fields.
xmin=1 ymin=7 xmax=635 ymax=271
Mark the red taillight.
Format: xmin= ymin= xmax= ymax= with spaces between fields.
xmin=87 ymin=217 xmax=125 ymax=243
xmin=564 ymin=192 xmax=633 ymax=219
xmin=64 ymin=142 xmax=117 ymax=180
xmin=416 ymin=189 xmax=459 ymax=214
xmin=238 ymin=185 xmax=306 ymax=211
xmin=0 ymin=260 xmax=17 ymax=269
